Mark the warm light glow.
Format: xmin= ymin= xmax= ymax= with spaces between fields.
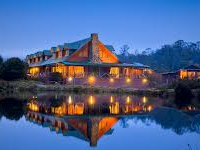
xmin=147 ymin=105 xmax=152 ymax=112
xmin=110 ymin=96 xmax=114 ymax=103
xmin=142 ymin=78 xmax=148 ymax=84
xmin=126 ymin=78 xmax=131 ymax=83
xmin=88 ymin=76 xmax=95 ymax=84
xmin=68 ymin=66 xmax=84 ymax=78
xmin=126 ymin=96 xmax=131 ymax=104
xmin=109 ymin=78 xmax=114 ymax=83
xmin=68 ymin=77 xmax=73 ymax=82
xmin=142 ymin=96 xmax=147 ymax=103
xmin=29 ymin=67 xmax=39 ymax=75
xmin=110 ymin=67 xmax=119 ymax=78
xmin=89 ymin=96 xmax=95 ymax=105
xmin=29 ymin=102 xmax=39 ymax=112
xmin=68 ymin=95 xmax=72 ymax=104
xmin=32 ymin=96 xmax=37 ymax=99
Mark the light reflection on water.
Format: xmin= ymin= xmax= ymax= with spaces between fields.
xmin=0 ymin=93 xmax=200 ymax=150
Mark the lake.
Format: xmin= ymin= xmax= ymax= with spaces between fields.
xmin=0 ymin=92 xmax=200 ymax=150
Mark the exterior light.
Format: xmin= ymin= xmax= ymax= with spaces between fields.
xmin=88 ymin=75 xmax=95 ymax=84
xmin=126 ymin=96 xmax=131 ymax=104
xmin=110 ymin=96 xmax=114 ymax=103
xmin=142 ymin=78 xmax=148 ymax=84
xmin=126 ymin=78 xmax=131 ymax=83
xmin=33 ymin=96 xmax=37 ymax=99
xmin=109 ymin=78 xmax=114 ymax=83
xmin=68 ymin=77 xmax=73 ymax=82
xmin=147 ymin=105 xmax=152 ymax=112
xmin=142 ymin=96 xmax=147 ymax=103
xmin=89 ymin=96 xmax=95 ymax=105
xmin=68 ymin=95 xmax=72 ymax=104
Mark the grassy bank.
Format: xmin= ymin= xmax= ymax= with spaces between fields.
xmin=0 ymin=79 xmax=174 ymax=97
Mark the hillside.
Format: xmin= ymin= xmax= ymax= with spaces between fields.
xmin=118 ymin=40 xmax=200 ymax=73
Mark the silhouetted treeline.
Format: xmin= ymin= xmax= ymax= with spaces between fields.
xmin=118 ymin=40 xmax=200 ymax=72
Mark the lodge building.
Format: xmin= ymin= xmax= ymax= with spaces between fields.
xmin=161 ymin=65 xmax=200 ymax=84
xmin=26 ymin=33 xmax=152 ymax=87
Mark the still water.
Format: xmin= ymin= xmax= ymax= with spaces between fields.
xmin=0 ymin=93 xmax=200 ymax=150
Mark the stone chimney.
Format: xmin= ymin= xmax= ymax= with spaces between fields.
xmin=90 ymin=33 xmax=101 ymax=63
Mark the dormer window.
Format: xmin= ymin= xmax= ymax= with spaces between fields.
xmin=55 ymin=52 xmax=59 ymax=58
xmin=62 ymin=50 xmax=66 ymax=57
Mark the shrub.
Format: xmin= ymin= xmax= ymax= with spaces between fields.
xmin=174 ymin=83 xmax=193 ymax=106
xmin=197 ymin=91 xmax=200 ymax=103
xmin=169 ymin=79 xmax=200 ymax=89
xmin=48 ymin=72 xmax=62 ymax=82
xmin=0 ymin=57 xmax=27 ymax=81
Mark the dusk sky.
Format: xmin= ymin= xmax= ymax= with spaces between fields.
xmin=0 ymin=0 xmax=200 ymax=59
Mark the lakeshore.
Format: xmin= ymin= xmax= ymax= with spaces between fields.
xmin=0 ymin=79 xmax=174 ymax=97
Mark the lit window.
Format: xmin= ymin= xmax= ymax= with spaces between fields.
xmin=110 ymin=67 xmax=119 ymax=78
xmin=68 ymin=66 xmax=84 ymax=78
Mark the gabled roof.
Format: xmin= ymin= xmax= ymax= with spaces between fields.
xmin=182 ymin=65 xmax=200 ymax=70
xmin=105 ymin=45 xmax=115 ymax=52
xmin=62 ymin=61 xmax=149 ymax=68
xmin=43 ymin=50 xmax=52 ymax=56
xmin=57 ymin=45 xmax=64 ymax=50
xmin=51 ymin=47 xmax=57 ymax=52
xmin=64 ymin=38 xmax=91 ymax=50
xmin=29 ymin=56 xmax=69 ymax=67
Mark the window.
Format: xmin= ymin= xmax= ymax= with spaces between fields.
xmin=62 ymin=50 xmax=66 ymax=57
xmin=55 ymin=52 xmax=59 ymax=58
xmin=29 ymin=67 xmax=39 ymax=75
xmin=110 ymin=67 xmax=119 ymax=78
xmin=68 ymin=66 xmax=84 ymax=78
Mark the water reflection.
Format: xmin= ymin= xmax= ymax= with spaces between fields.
xmin=0 ymin=93 xmax=200 ymax=148
xmin=27 ymin=94 xmax=161 ymax=116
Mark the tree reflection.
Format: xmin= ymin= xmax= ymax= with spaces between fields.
xmin=0 ymin=98 xmax=25 ymax=121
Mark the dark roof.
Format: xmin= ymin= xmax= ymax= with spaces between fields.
xmin=43 ymin=50 xmax=52 ymax=56
xmin=64 ymin=38 xmax=91 ymax=50
xmin=27 ymin=35 xmax=148 ymax=69
xmin=51 ymin=47 xmax=57 ymax=52
xmin=57 ymin=45 xmax=64 ymax=50
xmin=29 ymin=56 xmax=69 ymax=67
xmin=183 ymin=65 xmax=200 ymax=70
xmin=105 ymin=45 xmax=115 ymax=51
xmin=62 ymin=61 xmax=149 ymax=68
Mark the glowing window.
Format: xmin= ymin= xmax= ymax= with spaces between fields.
xmin=68 ymin=66 xmax=84 ymax=78
xmin=110 ymin=67 xmax=119 ymax=78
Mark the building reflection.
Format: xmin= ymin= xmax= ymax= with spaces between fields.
xmin=26 ymin=94 xmax=162 ymax=146
xmin=28 ymin=95 xmax=161 ymax=116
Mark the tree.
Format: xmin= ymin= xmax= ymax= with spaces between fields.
xmin=0 ymin=98 xmax=24 ymax=121
xmin=120 ymin=45 xmax=130 ymax=56
xmin=0 ymin=55 xmax=3 ymax=66
xmin=0 ymin=57 xmax=27 ymax=81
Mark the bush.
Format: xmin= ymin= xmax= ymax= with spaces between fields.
xmin=174 ymin=83 xmax=194 ymax=106
xmin=0 ymin=57 xmax=27 ymax=81
xmin=48 ymin=72 xmax=62 ymax=82
xmin=197 ymin=91 xmax=200 ymax=103
xmin=169 ymin=79 xmax=200 ymax=89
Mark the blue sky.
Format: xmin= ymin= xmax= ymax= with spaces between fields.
xmin=0 ymin=0 xmax=200 ymax=59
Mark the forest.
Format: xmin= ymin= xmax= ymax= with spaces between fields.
xmin=118 ymin=40 xmax=200 ymax=73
